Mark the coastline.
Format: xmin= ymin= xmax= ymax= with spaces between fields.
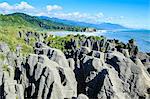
xmin=0 ymin=32 xmax=149 ymax=99
xmin=48 ymin=30 xmax=150 ymax=52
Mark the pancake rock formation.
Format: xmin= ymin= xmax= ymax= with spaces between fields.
xmin=0 ymin=34 xmax=150 ymax=99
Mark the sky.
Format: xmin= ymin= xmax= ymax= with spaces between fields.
xmin=0 ymin=0 xmax=149 ymax=29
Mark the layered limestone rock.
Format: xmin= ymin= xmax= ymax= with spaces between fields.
xmin=0 ymin=42 xmax=77 ymax=99
xmin=67 ymin=37 xmax=150 ymax=99
xmin=21 ymin=54 xmax=77 ymax=99
xmin=0 ymin=35 xmax=150 ymax=99
xmin=73 ymin=48 xmax=150 ymax=99
xmin=105 ymin=51 xmax=150 ymax=99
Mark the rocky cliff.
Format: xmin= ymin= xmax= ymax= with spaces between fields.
xmin=0 ymin=33 xmax=150 ymax=99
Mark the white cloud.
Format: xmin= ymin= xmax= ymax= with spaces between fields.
xmin=51 ymin=12 xmax=89 ymax=21
xmin=0 ymin=2 xmax=13 ymax=10
xmin=46 ymin=5 xmax=62 ymax=11
xmin=0 ymin=2 xmax=104 ymax=23
xmin=0 ymin=2 xmax=129 ymax=27
xmin=37 ymin=12 xmax=106 ymax=24
xmin=120 ymin=16 xmax=124 ymax=19
xmin=106 ymin=17 xmax=113 ymax=22
xmin=0 ymin=1 xmax=34 ymax=13
xmin=14 ymin=1 xmax=34 ymax=10
xmin=96 ymin=12 xmax=104 ymax=18
xmin=35 ymin=12 xmax=48 ymax=16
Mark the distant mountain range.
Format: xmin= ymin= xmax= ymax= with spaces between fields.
xmin=0 ymin=13 xmax=87 ymax=31
xmin=0 ymin=12 xmax=129 ymax=31
xmin=39 ymin=16 xmax=129 ymax=30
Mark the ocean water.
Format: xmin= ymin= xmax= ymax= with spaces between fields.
xmin=49 ymin=30 xmax=150 ymax=52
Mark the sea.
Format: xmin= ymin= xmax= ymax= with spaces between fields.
xmin=49 ymin=29 xmax=150 ymax=52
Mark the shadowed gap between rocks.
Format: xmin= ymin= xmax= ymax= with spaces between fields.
xmin=106 ymin=56 xmax=121 ymax=77
xmin=86 ymin=69 xmax=108 ymax=98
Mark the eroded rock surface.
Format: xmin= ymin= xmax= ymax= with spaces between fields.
xmin=0 ymin=35 xmax=150 ymax=99
xmin=0 ymin=42 xmax=77 ymax=99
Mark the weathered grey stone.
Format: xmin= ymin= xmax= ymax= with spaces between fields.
xmin=90 ymin=51 xmax=105 ymax=65
xmin=68 ymin=58 xmax=75 ymax=70
xmin=35 ymin=42 xmax=70 ymax=68
xmin=37 ymin=76 xmax=45 ymax=98
xmin=15 ymin=84 xmax=24 ymax=99
xmin=92 ymin=41 xmax=100 ymax=51
xmin=0 ymin=43 xmax=10 ymax=54
xmin=47 ymin=48 xmax=69 ymax=68
xmin=31 ymin=83 xmax=35 ymax=96
xmin=83 ymin=39 xmax=91 ymax=49
xmin=80 ymin=46 xmax=91 ymax=54
xmin=27 ymin=54 xmax=38 ymax=76
xmin=82 ymin=55 xmax=104 ymax=75
xmin=105 ymin=51 xmax=150 ymax=99
xmin=0 ymin=35 xmax=150 ymax=99
xmin=23 ymin=54 xmax=76 ymax=99
xmin=121 ymin=49 xmax=130 ymax=57
xmin=77 ymin=94 xmax=89 ymax=99
xmin=34 ymin=62 xmax=44 ymax=81
xmin=7 ymin=52 xmax=17 ymax=67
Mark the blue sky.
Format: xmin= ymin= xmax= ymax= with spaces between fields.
xmin=0 ymin=0 xmax=149 ymax=29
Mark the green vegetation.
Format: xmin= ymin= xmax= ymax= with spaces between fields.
xmin=0 ymin=26 xmax=36 ymax=55
xmin=0 ymin=13 xmax=87 ymax=31
xmin=0 ymin=53 xmax=5 ymax=61
xmin=2 ymin=64 xmax=11 ymax=76
xmin=0 ymin=13 xmax=93 ymax=55
xmin=45 ymin=34 xmax=74 ymax=51
xmin=16 ymin=96 xmax=18 ymax=99
xmin=45 ymin=34 xmax=104 ymax=52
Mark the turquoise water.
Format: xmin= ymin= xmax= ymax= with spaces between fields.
xmin=50 ymin=30 xmax=150 ymax=52
xmin=100 ymin=30 xmax=150 ymax=52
